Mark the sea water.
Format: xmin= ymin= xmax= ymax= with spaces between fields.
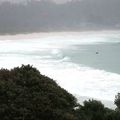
xmin=0 ymin=31 xmax=120 ymax=108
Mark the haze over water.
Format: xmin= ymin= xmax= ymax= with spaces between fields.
xmin=0 ymin=31 xmax=120 ymax=107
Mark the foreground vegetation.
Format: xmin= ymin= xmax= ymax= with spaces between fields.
xmin=0 ymin=65 xmax=120 ymax=120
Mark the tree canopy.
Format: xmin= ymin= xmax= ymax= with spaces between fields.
xmin=0 ymin=65 xmax=120 ymax=120
xmin=0 ymin=65 xmax=77 ymax=120
xmin=115 ymin=93 xmax=120 ymax=110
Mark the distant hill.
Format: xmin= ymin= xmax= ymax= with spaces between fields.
xmin=0 ymin=0 xmax=120 ymax=34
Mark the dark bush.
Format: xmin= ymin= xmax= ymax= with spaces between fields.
xmin=0 ymin=65 xmax=120 ymax=120
xmin=0 ymin=65 xmax=77 ymax=120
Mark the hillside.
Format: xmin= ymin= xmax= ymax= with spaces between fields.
xmin=0 ymin=65 xmax=120 ymax=120
xmin=0 ymin=65 xmax=77 ymax=120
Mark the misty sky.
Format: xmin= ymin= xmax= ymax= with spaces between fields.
xmin=0 ymin=0 xmax=70 ymax=3
xmin=0 ymin=0 xmax=120 ymax=33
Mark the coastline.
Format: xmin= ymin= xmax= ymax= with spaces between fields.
xmin=0 ymin=30 xmax=120 ymax=40
xmin=0 ymin=30 xmax=119 ymax=109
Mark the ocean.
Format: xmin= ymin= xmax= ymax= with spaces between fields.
xmin=0 ymin=31 xmax=120 ymax=108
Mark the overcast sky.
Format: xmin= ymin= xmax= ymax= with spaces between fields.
xmin=0 ymin=0 xmax=68 ymax=2
xmin=0 ymin=0 xmax=74 ymax=4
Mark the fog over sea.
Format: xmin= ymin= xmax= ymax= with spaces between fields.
xmin=0 ymin=31 xmax=120 ymax=108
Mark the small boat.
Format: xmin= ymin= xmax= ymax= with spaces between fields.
xmin=96 ymin=52 xmax=99 ymax=54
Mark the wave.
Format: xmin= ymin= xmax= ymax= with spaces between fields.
xmin=1 ymin=51 xmax=120 ymax=102
xmin=0 ymin=32 xmax=120 ymax=103
xmin=36 ymin=60 xmax=120 ymax=102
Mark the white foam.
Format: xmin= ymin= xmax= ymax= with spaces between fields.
xmin=37 ymin=61 xmax=120 ymax=101
xmin=0 ymin=32 xmax=120 ymax=104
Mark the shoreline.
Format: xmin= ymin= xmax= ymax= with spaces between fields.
xmin=0 ymin=30 xmax=120 ymax=40
xmin=0 ymin=30 xmax=119 ymax=109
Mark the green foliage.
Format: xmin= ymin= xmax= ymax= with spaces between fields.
xmin=76 ymin=99 xmax=120 ymax=120
xmin=75 ymin=100 xmax=106 ymax=120
xmin=0 ymin=65 xmax=77 ymax=120
xmin=82 ymin=100 xmax=105 ymax=120
xmin=0 ymin=65 xmax=120 ymax=120
xmin=105 ymin=111 xmax=120 ymax=120
xmin=115 ymin=93 xmax=120 ymax=110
